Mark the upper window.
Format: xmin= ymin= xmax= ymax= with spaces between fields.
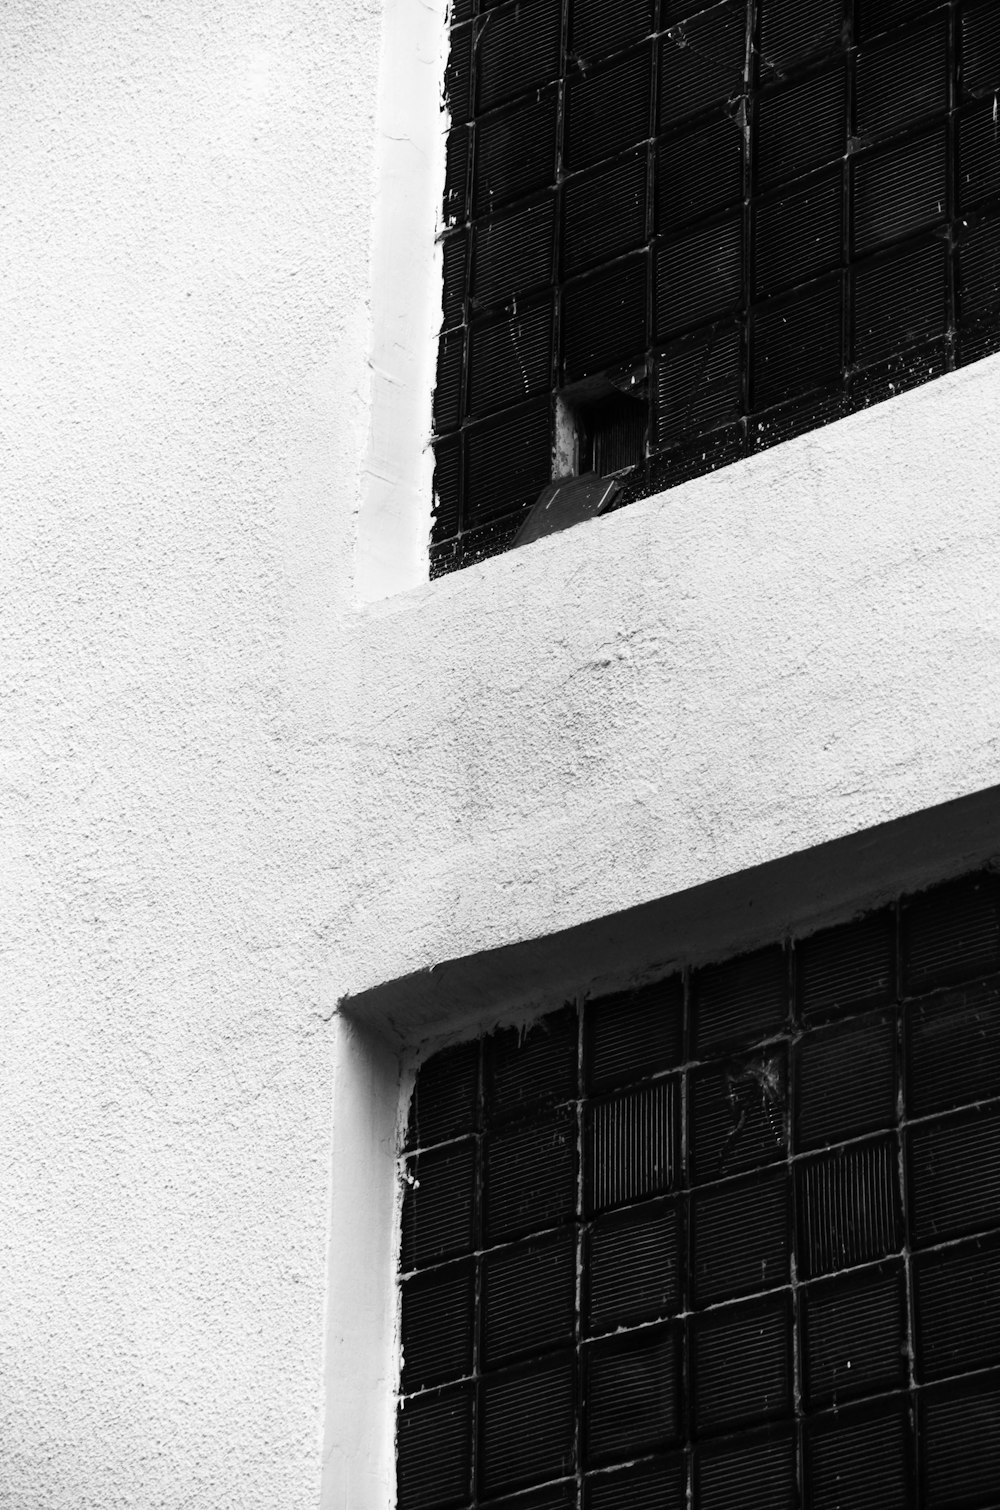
xmin=431 ymin=0 xmax=1000 ymax=574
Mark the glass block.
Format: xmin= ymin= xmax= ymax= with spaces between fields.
xmin=914 ymin=1234 xmax=1000 ymax=1381
xmin=802 ymin=1261 xmax=907 ymax=1406
xmin=482 ymin=1229 xmax=577 ymax=1369
xmin=690 ymin=1047 xmax=788 ymax=1181
xmin=794 ymin=1010 xmax=896 ymax=1151
xmin=585 ymin=973 xmax=683 ymax=1093
xmin=797 ymin=1137 xmax=901 ymax=1277
xmin=805 ymin=1400 xmax=913 ymax=1510
xmin=485 ymin=1108 xmax=578 ymax=1243
xmin=908 ymin=1104 xmax=1000 ymax=1246
xmin=586 ymin=1197 xmax=682 ymax=1332
xmin=401 ymin=1260 xmax=476 ymax=1393
xmin=797 ymin=906 xmax=900 ymax=1026
xmin=907 ymin=979 xmax=1000 ymax=1117
xmin=587 ymin=1077 xmax=679 ymax=1213
xmin=695 ymin=1427 xmax=797 ymax=1510
xmin=694 ymin=942 xmax=785 ymax=1063
xmin=397 ymin=1384 xmax=474 ymax=1510
xmin=402 ymin=1140 xmax=478 ymax=1270
xmin=691 ymin=1168 xmax=791 ymax=1305
xmin=584 ymin=1324 xmax=682 ymax=1465
xmin=902 ymin=872 xmax=1000 ymax=996
xmin=691 ymin=1292 xmax=792 ymax=1436
xmin=480 ymin=1355 xmax=577 ymax=1497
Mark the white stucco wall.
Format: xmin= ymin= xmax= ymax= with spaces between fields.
xmin=1 ymin=2 xmax=383 ymax=1507
xmin=4 ymin=1 xmax=1000 ymax=1508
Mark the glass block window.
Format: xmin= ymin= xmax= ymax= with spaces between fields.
xmin=431 ymin=0 xmax=1000 ymax=575
xmin=398 ymin=868 xmax=1000 ymax=1509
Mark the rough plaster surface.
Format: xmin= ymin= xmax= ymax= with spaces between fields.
xmin=1 ymin=2 xmax=381 ymax=1506
xmin=4 ymin=0 xmax=1000 ymax=1506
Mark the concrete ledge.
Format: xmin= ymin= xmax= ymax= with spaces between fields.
xmin=343 ymin=353 xmax=1000 ymax=1001
xmin=342 ymin=783 xmax=1000 ymax=1043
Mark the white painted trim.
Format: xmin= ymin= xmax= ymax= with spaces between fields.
xmin=356 ymin=0 xmax=448 ymax=602
xmin=321 ymin=1016 xmax=406 ymax=1510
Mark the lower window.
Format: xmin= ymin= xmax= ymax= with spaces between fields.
xmin=398 ymin=867 xmax=1000 ymax=1510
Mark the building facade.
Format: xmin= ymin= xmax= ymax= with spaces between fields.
xmin=2 ymin=1 xmax=1000 ymax=1508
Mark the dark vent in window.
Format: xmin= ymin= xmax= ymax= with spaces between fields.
xmin=656 ymin=215 xmax=743 ymax=338
xmin=751 ymin=277 xmax=843 ymax=409
xmin=473 ymin=94 xmax=558 ymax=216
xmin=655 ymin=323 xmax=741 ymax=448
xmin=399 ymin=865 xmax=1000 ymax=1503
xmin=960 ymin=97 xmax=1000 ymax=208
xmin=433 ymin=0 xmax=1000 ymax=573
xmin=657 ymin=117 xmax=744 ymax=230
xmin=464 ymin=399 xmax=552 ymax=527
xmin=853 ymin=128 xmax=948 ymax=253
xmin=853 ymin=238 xmax=948 ymax=365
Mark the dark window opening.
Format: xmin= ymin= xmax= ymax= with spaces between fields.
xmin=398 ymin=867 xmax=1000 ymax=1508
xmin=431 ymin=0 xmax=1000 ymax=575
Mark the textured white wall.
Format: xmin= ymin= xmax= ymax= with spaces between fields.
xmin=4 ymin=0 xmax=1000 ymax=1507
xmin=0 ymin=2 xmax=382 ymax=1506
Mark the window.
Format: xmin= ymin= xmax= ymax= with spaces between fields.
xmin=432 ymin=0 xmax=1000 ymax=574
xmin=398 ymin=867 xmax=1000 ymax=1508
